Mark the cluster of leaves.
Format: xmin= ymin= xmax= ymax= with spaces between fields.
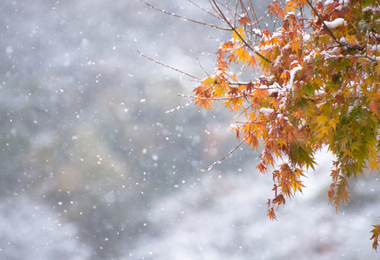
xmin=142 ymin=0 xmax=380 ymax=250
xmin=191 ymin=0 xmax=380 ymax=250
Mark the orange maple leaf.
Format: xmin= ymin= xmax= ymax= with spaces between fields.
xmin=194 ymin=98 xmax=213 ymax=111
xmin=371 ymin=224 xmax=380 ymax=251
xmin=369 ymin=92 xmax=380 ymax=119
xmin=232 ymin=28 xmax=246 ymax=43
xmin=238 ymin=16 xmax=250 ymax=27
xmin=289 ymin=41 xmax=301 ymax=53
xmin=296 ymin=0 xmax=308 ymax=8
xmin=249 ymin=54 xmax=257 ymax=69
xmin=267 ymin=207 xmax=277 ymax=221
xmin=285 ymin=0 xmax=298 ymax=13
xmin=330 ymin=169 xmax=340 ymax=182
xmin=334 ymin=177 xmax=351 ymax=210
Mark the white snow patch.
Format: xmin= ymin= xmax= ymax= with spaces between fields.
xmin=339 ymin=0 xmax=350 ymax=8
xmin=324 ymin=18 xmax=346 ymax=29
xmin=303 ymin=50 xmax=316 ymax=63
xmin=252 ymin=29 xmax=262 ymax=36
xmin=286 ymin=63 xmax=302 ymax=90
xmin=260 ymin=107 xmax=274 ymax=116
xmin=303 ymin=33 xmax=310 ymax=42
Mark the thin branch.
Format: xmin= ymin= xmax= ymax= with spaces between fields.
xmin=210 ymin=0 xmax=273 ymax=64
xmin=165 ymin=99 xmax=193 ymax=114
xmin=305 ymin=0 xmax=343 ymax=47
xmin=321 ymin=52 xmax=380 ymax=62
xmin=187 ymin=0 xmax=220 ymax=20
xmin=136 ymin=50 xmax=201 ymax=80
xmin=200 ymin=136 xmax=248 ymax=172
xmin=140 ymin=0 xmax=231 ymax=31
xmin=233 ymin=103 xmax=255 ymax=118
xmin=196 ymin=58 xmax=210 ymax=77
xmin=179 ymin=93 xmax=252 ymax=100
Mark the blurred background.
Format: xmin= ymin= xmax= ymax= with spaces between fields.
xmin=0 ymin=0 xmax=379 ymax=259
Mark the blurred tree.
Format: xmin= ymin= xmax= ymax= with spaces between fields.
xmin=143 ymin=0 xmax=380 ymax=250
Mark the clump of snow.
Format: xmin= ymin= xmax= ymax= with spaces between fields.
xmin=229 ymin=124 xmax=237 ymax=131
xmin=252 ymin=29 xmax=262 ymax=36
xmin=324 ymin=18 xmax=346 ymax=29
xmin=370 ymin=44 xmax=380 ymax=52
xmin=284 ymin=12 xmax=295 ymax=20
xmin=324 ymin=0 xmax=335 ymax=5
xmin=303 ymin=50 xmax=316 ymax=63
xmin=285 ymin=62 xmax=302 ymax=90
xmin=260 ymin=107 xmax=274 ymax=116
xmin=303 ymin=33 xmax=310 ymax=42
xmin=339 ymin=0 xmax=350 ymax=8
xmin=339 ymin=37 xmax=351 ymax=45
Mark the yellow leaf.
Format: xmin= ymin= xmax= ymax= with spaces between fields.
xmin=285 ymin=0 xmax=298 ymax=13
xmin=342 ymin=149 xmax=353 ymax=159
xmin=289 ymin=41 xmax=301 ymax=53
xmin=202 ymin=76 xmax=215 ymax=87
xmin=369 ymin=92 xmax=380 ymax=119
xmin=235 ymin=47 xmax=250 ymax=65
xmin=249 ymin=55 xmax=257 ymax=69
xmin=296 ymin=0 xmax=308 ymax=8
xmin=315 ymin=115 xmax=328 ymax=127
xmin=291 ymin=179 xmax=305 ymax=193
xmin=194 ymin=98 xmax=213 ymax=111
xmin=232 ymin=28 xmax=246 ymax=43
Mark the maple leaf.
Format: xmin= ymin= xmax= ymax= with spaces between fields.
xmin=330 ymin=168 xmax=340 ymax=182
xmin=371 ymin=224 xmax=380 ymax=251
xmin=194 ymin=98 xmax=213 ymax=111
xmin=230 ymin=124 xmax=240 ymax=139
xmin=238 ymin=16 xmax=250 ymax=27
xmin=369 ymin=92 xmax=380 ymax=119
xmin=268 ymin=1 xmax=280 ymax=19
xmin=253 ymin=88 xmax=269 ymax=102
xmin=368 ymin=151 xmax=380 ymax=172
xmin=285 ymin=0 xmax=298 ymax=13
xmin=228 ymin=53 xmax=237 ymax=63
xmin=289 ymin=41 xmax=301 ymax=53
xmin=296 ymin=0 xmax=308 ymax=8
xmin=232 ymin=28 xmax=246 ymax=43
xmin=334 ymin=177 xmax=351 ymax=210
xmin=236 ymin=48 xmax=250 ymax=65
xmin=217 ymin=56 xmax=229 ymax=71
xmin=327 ymin=183 xmax=336 ymax=204
xmin=249 ymin=55 xmax=257 ymax=69
xmin=246 ymin=134 xmax=259 ymax=149
xmin=291 ymin=179 xmax=305 ymax=194
xmin=272 ymin=194 xmax=286 ymax=208
xmin=256 ymin=161 xmax=268 ymax=173
xmin=267 ymin=207 xmax=277 ymax=221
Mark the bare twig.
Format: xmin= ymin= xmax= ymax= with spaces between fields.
xmin=136 ymin=50 xmax=201 ymax=80
xmin=305 ymin=0 xmax=343 ymax=47
xmin=200 ymin=136 xmax=248 ymax=172
xmin=196 ymin=58 xmax=210 ymax=77
xmin=188 ymin=0 xmax=220 ymax=20
xmin=210 ymin=0 xmax=273 ymax=64
xmin=140 ymin=0 xmax=231 ymax=31
xmin=165 ymin=99 xmax=193 ymax=114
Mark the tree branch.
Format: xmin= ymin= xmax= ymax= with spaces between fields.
xmin=200 ymin=136 xmax=248 ymax=172
xmin=210 ymin=0 xmax=273 ymax=64
xmin=140 ymin=0 xmax=232 ymax=31
xmin=136 ymin=50 xmax=201 ymax=80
